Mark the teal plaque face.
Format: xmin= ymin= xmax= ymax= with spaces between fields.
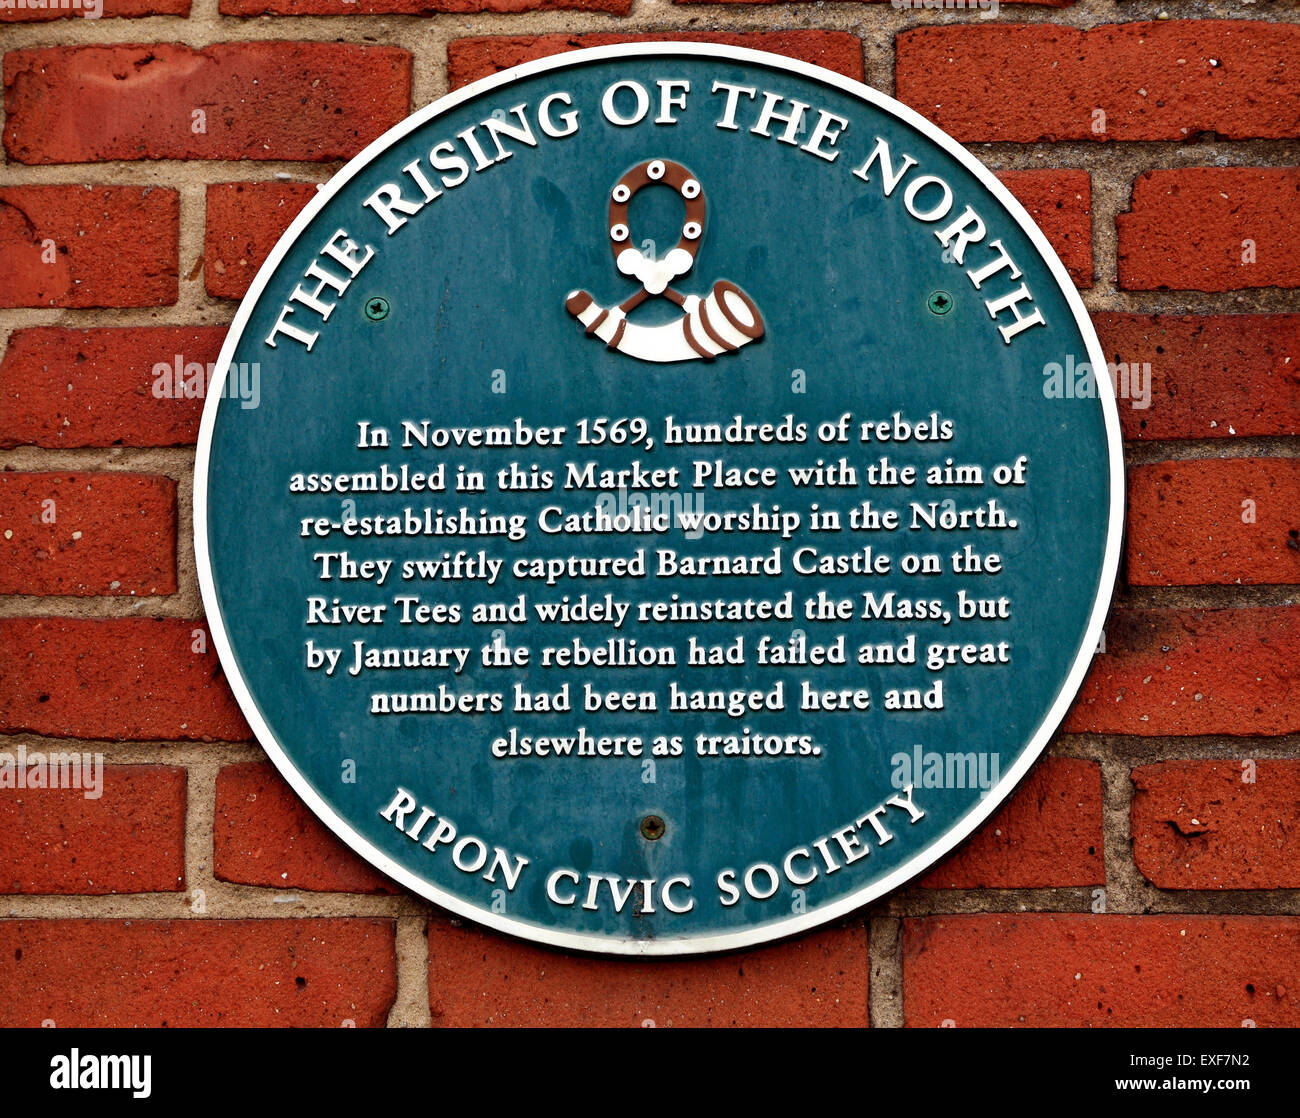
xmin=196 ymin=45 xmax=1122 ymax=955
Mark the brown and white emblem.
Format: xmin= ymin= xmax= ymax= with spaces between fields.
xmin=566 ymin=158 xmax=765 ymax=363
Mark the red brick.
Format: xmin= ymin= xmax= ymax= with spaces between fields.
xmin=919 ymin=759 xmax=1103 ymax=889
xmin=1092 ymin=314 xmax=1300 ymax=440
xmin=0 ymin=472 xmax=177 ymax=596
xmin=1065 ymin=608 xmax=1300 ymax=738
xmin=206 ymin=182 xmax=316 ymax=300
xmin=0 ymin=326 xmax=227 ymax=449
xmin=903 ymin=914 xmax=1300 ymax=1026
xmin=0 ymin=618 xmax=251 ymax=741
xmin=0 ymin=186 xmax=177 ymax=308
xmin=4 ymin=43 xmax=412 ymax=164
xmin=1127 ymin=459 xmax=1300 ymax=586
xmin=447 ymin=32 xmax=864 ymax=90
xmin=1 ymin=0 xmax=188 ymax=19
xmin=0 ymin=918 xmax=396 ymax=1026
xmin=1132 ymin=761 xmax=1300 ymax=890
xmin=215 ymin=763 xmax=397 ymax=894
xmin=428 ymin=917 xmax=867 ymax=1026
xmin=224 ymin=0 xmax=625 ymax=14
xmin=1117 ymin=168 xmax=1300 ymax=291
xmin=896 ymin=22 xmax=1300 ymax=142
xmin=995 ymin=169 xmax=1092 ymax=288
xmin=0 ymin=765 xmax=185 ymax=894
xmin=680 ymin=0 xmax=1071 ymax=4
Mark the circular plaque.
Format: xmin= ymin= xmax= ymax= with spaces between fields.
xmin=196 ymin=45 xmax=1122 ymax=954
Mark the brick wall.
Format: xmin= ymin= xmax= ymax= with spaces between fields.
xmin=0 ymin=0 xmax=1296 ymax=1028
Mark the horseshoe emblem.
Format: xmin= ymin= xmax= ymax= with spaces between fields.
xmin=565 ymin=159 xmax=765 ymax=364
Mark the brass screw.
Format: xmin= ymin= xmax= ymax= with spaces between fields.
xmin=639 ymin=815 xmax=665 ymax=841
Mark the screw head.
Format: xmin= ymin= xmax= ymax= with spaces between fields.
xmin=639 ymin=815 xmax=665 ymax=841
xmin=364 ymin=297 xmax=390 ymax=321
xmin=927 ymin=290 xmax=954 ymax=316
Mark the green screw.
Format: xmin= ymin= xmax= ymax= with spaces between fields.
xmin=640 ymin=815 xmax=665 ymax=841
xmin=364 ymin=296 xmax=390 ymax=322
xmin=927 ymin=290 xmax=954 ymax=316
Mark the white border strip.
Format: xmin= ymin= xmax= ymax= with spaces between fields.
xmin=194 ymin=43 xmax=1126 ymax=957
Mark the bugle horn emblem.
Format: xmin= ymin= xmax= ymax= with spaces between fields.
xmin=565 ymin=159 xmax=765 ymax=364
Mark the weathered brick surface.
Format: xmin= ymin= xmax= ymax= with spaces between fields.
xmin=1065 ymin=608 xmax=1300 ymax=737
xmin=995 ymin=169 xmax=1092 ymax=288
xmin=0 ymin=0 xmax=188 ymax=18
xmin=919 ymin=759 xmax=1104 ymax=889
xmin=1132 ymin=761 xmax=1300 ymax=890
xmin=1092 ymin=314 xmax=1300 ymax=440
xmin=4 ymin=43 xmax=412 ymax=164
xmin=0 ymin=766 xmax=186 ymax=894
xmin=223 ymin=0 xmax=628 ymax=14
xmin=0 ymin=186 xmax=178 ymax=307
xmin=896 ymin=22 xmax=1300 ymax=142
xmin=0 ymin=472 xmax=177 ymax=596
xmin=0 ymin=919 xmax=397 ymax=1026
xmin=0 ymin=619 xmax=251 ymax=741
xmin=681 ymin=0 xmax=1071 ymax=4
xmin=447 ymin=31 xmax=865 ymax=89
xmin=904 ymin=915 xmax=1300 ymax=1026
xmin=1127 ymin=458 xmax=1300 ymax=586
xmin=215 ymin=763 xmax=397 ymax=893
xmin=428 ymin=917 xmax=868 ymax=1026
xmin=205 ymin=181 xmax=317 ymax=300
xmin=0 ymin=326 xmax=227 ymax=449
xmin=1117 ymin=168 xmax=1300 ymax=291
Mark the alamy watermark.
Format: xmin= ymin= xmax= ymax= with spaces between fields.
xmin=0 ymin=0 xmax=102 ymax=17
xmin=152 ymin=354 xmax=261 ymax=410
xmin=1044 ymin=355 xmax=1152 ymax=410
xmin=890 ymin=0 xmax=1000 ymax=19
xmin=50 ymin=1050 xmax=150 ymax=1098
xmin=0 ymin=745 xmax=103 ymax=800
xmin=891 ymin=744 xmax=1001 ymax=797
xmin=594 ymin=485 xmax=708 ymax=541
